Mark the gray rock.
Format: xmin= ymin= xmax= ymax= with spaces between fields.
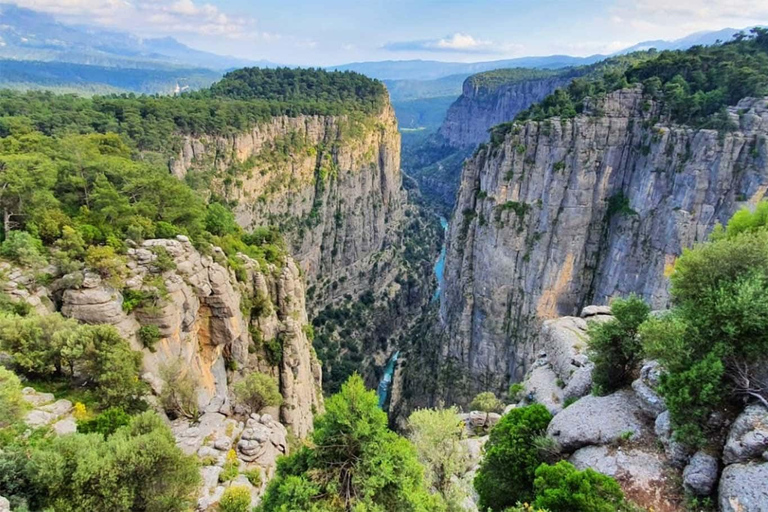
xmin=40 ymin=399 xmax=73 ymax=418
xmin=580 ymin=305 xmax=612 ymax=318
xmin=0 ymin=496 xmax=9 ymax=512
xmin=570 ymin=445 xmax=669 ymax=509
xmin=52 ymin=418 xmax=77 ymax=436
xmin=683 ymin=451 xmax=719 ymax=496
xmin=723 ymin=405 xmax=768 ymax=465
xmin=547 ymin=390 xmax=649 ymax=452
xmin=719 ymin=463 xmax=768 ymax=512
xmin=562 ymin=364 xmax=593 ymax=402
xmin=631 ymin=378 xmax=666 ymax=418
xmin=21 ymin=387 xmax=55 ymax=407
xmin=25 ymin=409 xmax=56 ymax=428
xmin=640 ymin=360 xmax=663 ymax=389
xmin=654 ymin=410 xmax=691 ymax=468
xmin=523 ymin=365 xmax=564 ymax=415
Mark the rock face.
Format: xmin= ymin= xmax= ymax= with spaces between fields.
xmin=547 ymin=390 xmax=650 ymax=452
xmin=168 ymin=104 xmax=404 ymax=313
xmin=723 ymin=405 xmax=768 ymax=465
xmin=719 ymin=463 xmax=768 ymax=512
xmin=60 ymin=237 xmax=323 ymax=438
xmin=439 ymin=74 xmax=575 ymax=149
xmin=440 ymin=90 xmax=768 ymax=397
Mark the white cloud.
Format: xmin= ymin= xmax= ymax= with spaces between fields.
xmin=612 ymin=0 xmax=768 ymax=35
xmin=9 ymin=0 xmax=265 ymax=40
xmin=384 ymin=33 xmax=522 ymax=55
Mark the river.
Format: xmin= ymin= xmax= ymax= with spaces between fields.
xmin=432 ymin=216 xmax=449 ymax=302
xmin=377 ymin=350 xmax=400 ymax=409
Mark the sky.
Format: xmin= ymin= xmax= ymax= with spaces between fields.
xmin=9 ymin=0 xmax=768 ymax=65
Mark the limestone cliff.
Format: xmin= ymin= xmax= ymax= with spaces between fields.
xmin=57 ymin=236 xmax=322 ymax=438
xmin=439 ymin=89 xmax=768 ymax=398
xmin=169 ymin=104 xmax=404 ymax=312
xmin=439 ymin=74 xmax=574 ymax=148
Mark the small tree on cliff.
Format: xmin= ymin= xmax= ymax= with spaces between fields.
xmin=587 ymin=295 xmax=650 ymax=394
xmin=233 ymin=372 xmax=282 ymax=414
xmin=258 ymin=374 xmax=443 ymax=512
xmin=474 ymin=404 xmax=552 ymax=511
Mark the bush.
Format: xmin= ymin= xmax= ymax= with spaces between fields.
xmin=218 ymin=486 xmax=251 ymax=512
xmin=159 ymin=360 xmax=199 ymax=419
xmin=220 ymin=449 xmax=240 ymax=483
xmin=85 ymin=245 xmax=128 ymax=288
xmin=243 ymin=467 xmax=262 ymax=487
xmin=0 ymin=313 xmax=78 ymax=376
xmin=258 ymin=374 xmax=441 ymax=512
xmin=21 ymin=411 xmax=200 ymax=512
xmin=470 ymin=391 xmax=504 ymax=413
xmin=77 ymin=407 xmax=131 ymax=437
xmin=205 ymin=203 xmax=240 ymax=237
xmin=408 ymin=407 xmax=469 ymax=508
xmin=531 ymin=461 xmax=632 ymax=512
xmin=0 ymin=230 xmax=46 ymax=266
xmin=0 ymin=367 xmax=26 ymax=428
xmin=138 ymin=324 xmax=162 ymax=351
xmin=641 ymin=207 xmax=768 ymax=445
xmin=587 ymin=295 xmax=650 ymax=394
xmin=233 ymin=373 xmax=282 ymax=414
xmin=474 ymin=404 xmax=553 ymax=511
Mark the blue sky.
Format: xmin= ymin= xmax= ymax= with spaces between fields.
xmin=11 ymin=0 xmax=768 ymax=65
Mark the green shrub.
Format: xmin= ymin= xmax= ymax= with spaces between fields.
xmin=531 ymin=461 xmax=633 ymax=512
xmin=138 ymin=324 xmax=162 ymax=351
xmin=233 ymin=373 xmax=282 ymax=414
xmin=243 ymin=467 xmax=262 ymax=487
xmin=508 ymin=383 xmax=525 ymax=402
xmin=264 ymin=336 xmax=283 ymax=365
xmin=85 ymin=245 xmax=128 ymax=288
xmin=408 ymin=406 xmax=468 ymax=507
xmin=77 ymin=407 xmax=131 ymax=437
xmin=470 ymin=391 xmax=503 ymax=413
xmin=159 ymin=360 xmax=199 ymax=420
xmin=0 ymin=367 xmax=26 ymax=428
xmin=587 ymin=295 xmax=649 ymax=394
xmin=21 ymin=411 xmax=200 ymax=512
xmin=0 ymin=230 xmax=46 ymax=266
xmin=474 ymin=404 xmax=553 ymax=511
xmin=641 ymin=207 xmax=768 ymax=446
xmin=218 ymin=486 xmax=251 ymax=512
xmin=219 ymin=449 xmax=240 ymax=483
xmin=149 ymin=246 xmax=177 ymax=272
xmin=258 ymin=374 xmax=440 ymax=512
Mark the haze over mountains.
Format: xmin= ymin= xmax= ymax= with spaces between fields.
xmin=0 ymin=3 xmax=758 ymax=93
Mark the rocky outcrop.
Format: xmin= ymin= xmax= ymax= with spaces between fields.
xmin=22 ymin=387 xmax=76 ymax=434
xmin=440 ymin=90 xmax=768 ymax=397
xmin=172 ymin=411 xmax=286 ymax=510
xmin=719 ymin=463 xmax=768 ymax=512
xmin=168 ymin=104 xmax=404 ymax=313
xmin=547 ymin=390 xmax=649 ymax=452
xmin=59 ymin=237 xmax=322 ymax=438
xmin=439 ymin=74 xmax=574 ymax=148
xmin=722 ymin=405 xmax=768 ymax=465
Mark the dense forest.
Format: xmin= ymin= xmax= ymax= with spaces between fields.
xmin=493 ymin=28 xmax=768 ymax=140
xmin=0 ymin=67 xmax=387 ymax=152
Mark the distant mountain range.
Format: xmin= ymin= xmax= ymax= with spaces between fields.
xmin=0 ymin=3 xmax=760 ymax=99
xmin=0 ymin=3 xmax=275 ymax=70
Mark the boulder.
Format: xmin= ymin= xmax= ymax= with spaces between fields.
xmin=562 ymin=364 xmax=593 ymax=402
xmin=25 ymin=409 xmax=56 ymax=428
xmin=570 ymin=445 xmax=672 ymax=509
xmin=683 ymin=451 xmax=719 ymax=496
xmin=655 ymin=411 xmax=692 ymax=468
xmin=580 ymin=305 xmax=612 ymax=317
xmin=21 ymin=387 xmax=55 ymax=407
xmin=0 ymin=496 xmax=9 ymax=512
xmin=52 ymin=418 xmax=78 ymax=436
xmin=631 ymin=378 xmax=666 ymax=418
xmin=723 ymin=405 xmax=768 ymax=465
xmin=719 ymin=463 xmax=768 ymax=512
xmin=547 ymin=390 xmax=650 ymax=452
xmin=523 ymin=364 xmax=564 ymax=415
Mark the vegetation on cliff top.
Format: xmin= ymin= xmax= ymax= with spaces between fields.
xmin=487 ymin=28 xmax=768 ymax=143
xmin=0 ymin=67 xmax=387 ymax=153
